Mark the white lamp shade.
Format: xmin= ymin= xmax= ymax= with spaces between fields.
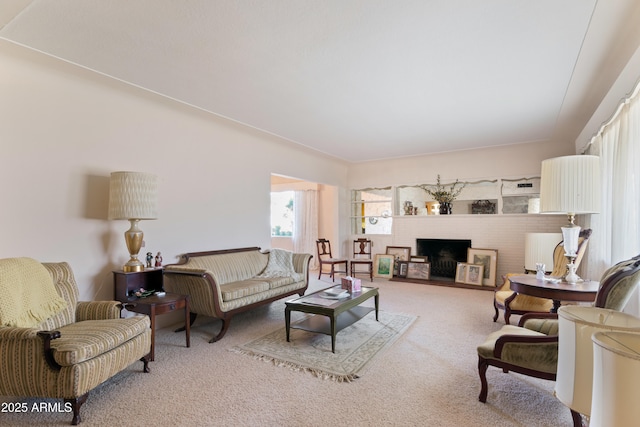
xmin=540 ymin=155 xmax=601 ymax=215
xmin=108 ymin=171 xmax=158 ymax=220
xmin=555 ymin=306 xmax=640 ymax=417
xmin=524 ymin=233 xmax=562 ymax=272
xmin=590 ymin=331 xmax=640 ymax=427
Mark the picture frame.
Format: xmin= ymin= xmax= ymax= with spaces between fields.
xmin=397 ymin=261 xmax=409 ymax=278
xmin=385 ymin=246 xmax=412 ymax=262
xmin=386 ymin=246 xmax=411 ymax=277
xmin=464 ymin=264 xmax=485 ymax=286
xmin=373 ymin=254 xmax=395 ymax=278
xmin=406 ymin=262 xmax=431 ymax=280
xmin=467 ymin=248 xmax=499 ymax=286
xmin=455 ymin=263 xmax=467 ymax=284
xmin=410 ymin=255 xmax=428 ymax=263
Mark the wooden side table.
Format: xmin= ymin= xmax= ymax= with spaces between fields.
xmin=113 ymin=269 xmax=190 ymax=361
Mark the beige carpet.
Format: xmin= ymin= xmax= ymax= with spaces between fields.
xmin=0 ymin=277 xmax=573 ymax=426
xmin=232 ymin=311 xmax=416 ymax=381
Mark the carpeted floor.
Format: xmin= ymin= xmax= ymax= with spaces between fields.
xmin=232 ymin=310 xmax=416 ymax=381
xmin=0 ymin=276 xmax=573 ymax=426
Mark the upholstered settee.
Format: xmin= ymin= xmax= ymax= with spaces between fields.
xmin=0 ymin=259 xmax=151 ymax=425
xmin=164 ymin=247 xmax=312 ymax=343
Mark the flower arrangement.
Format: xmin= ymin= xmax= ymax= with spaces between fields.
xmin=130 ymin=288 xmax=155 ymax=298
xmin=420 ymin=174 xmax=466 ymax=203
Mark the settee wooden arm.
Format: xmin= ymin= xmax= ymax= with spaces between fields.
xmin=37 ymin=330 xmax=63 ymax=370
xmin=493 ymin=333 xmax=558 ymax=359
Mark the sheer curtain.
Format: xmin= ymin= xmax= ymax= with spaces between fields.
xmin=293 ymin=189 xmax=318 ymax=270
xmin=584 ymin=80 xmax=640 ymax=281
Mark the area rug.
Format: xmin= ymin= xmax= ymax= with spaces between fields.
xmin=231 ymin=311 xmax=416 ymax=382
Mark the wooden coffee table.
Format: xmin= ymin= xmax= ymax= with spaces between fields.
xmin=285 ymin=286 xmax=379 ymax=353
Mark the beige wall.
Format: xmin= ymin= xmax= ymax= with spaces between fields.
xmin=346 ymin=139 xmax=577 ymax=283
xmin=0 ymin=40 xmax=348 ymax=302
xmin=347 ymin=139 xmax=575 ymax=189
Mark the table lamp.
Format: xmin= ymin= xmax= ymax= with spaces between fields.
xmin=540 ymin=155 xmax=600 ymax=283
xmin=590 ymin=331 xmax=640 ymax=427
xmin=524 ymin=232 xmax=562 ymax=274
xmin=108 ymin=171 xmax=158 ymax=272
xmin=555 ymin=306 xmax=640 ymax=424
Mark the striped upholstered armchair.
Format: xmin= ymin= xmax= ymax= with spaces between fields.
xmin=0 ymin=259 xmax=152 ymax=425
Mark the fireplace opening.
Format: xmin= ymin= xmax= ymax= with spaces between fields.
xmin=416 ymin=238 xmax=472 ymax=280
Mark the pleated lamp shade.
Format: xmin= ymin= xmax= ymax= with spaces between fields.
xmin=590 ymin=331 xmax=640 ymax=427
xmin=539 ymin=155 xmax=600 ymax=215
xmin=555 ymin=306 xmax=640 ymax=418
xmin=108 ymin=172 xmax=158 ymax=220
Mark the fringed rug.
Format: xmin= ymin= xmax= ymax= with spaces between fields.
xmin=231 ymin=311 xmax=416 ymax=382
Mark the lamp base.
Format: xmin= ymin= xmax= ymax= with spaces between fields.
xmin=122 ymin=219 xmax=145 ymax=273
xmin=123 ymin=260 xmax=145 ymax=273
xmin=564 ymin=262 xmax=583 ymax=284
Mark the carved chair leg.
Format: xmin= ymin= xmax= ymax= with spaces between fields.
xmin=65 ymin=393 xmax=88 ymax=425
xmin=140 ymin=354 xmax=151 ymax=373
xmin=492 ymin=301 xmax=499 ymax=322
xmin=209 ymin=318 xmax=230 ymax=343
xmin=570 ymin=409 xmax=583 ymax=427
xmin=504 ymin=308 xmax=511 ymax=325
xmin=478 ymin=357 xmax=489 ymax=403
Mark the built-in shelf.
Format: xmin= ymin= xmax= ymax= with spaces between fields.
xmin=351 ymin=176 xmax=541 ymax=234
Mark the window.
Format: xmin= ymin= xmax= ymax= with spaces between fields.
xmin=351 ymin=188 xmax=392 ymax=235
xmin=271 ymin=191 xmax=294 ymax=237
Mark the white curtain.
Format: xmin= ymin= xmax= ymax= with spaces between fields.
xmin=585 ymin=80 xmax=640 ymax=281
xmin=293 ymin=190 xmax=318 ymax=270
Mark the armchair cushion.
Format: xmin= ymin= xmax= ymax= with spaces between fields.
xmin=0 ymin=257 xmax=67 ymax=327
xmin=51 ymin=315 xmax=150 ymax=366
xmin=477 ymin=325 xmax=558 ymax=374
xmin=521 ymin=317 xmax=559 ymax=335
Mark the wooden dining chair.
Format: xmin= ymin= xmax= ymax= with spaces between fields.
xmin=316 ymin=239 xmax=348 ymax=282
xmin=350 ymin=238 xmax=373 ymax=281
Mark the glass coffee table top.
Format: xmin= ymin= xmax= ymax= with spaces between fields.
xmin=285 ymin=285 xmax=379 ymax=353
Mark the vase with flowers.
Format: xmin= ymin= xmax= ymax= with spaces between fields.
xmin=420 ymin=175 xmax=466 ymax=215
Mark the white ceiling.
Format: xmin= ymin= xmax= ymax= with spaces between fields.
xmin=2 ymin=0 xmax=640 ymax=162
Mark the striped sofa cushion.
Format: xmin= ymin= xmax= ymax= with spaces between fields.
xmin=187 ymin=251 xmax=268 ymax=284
xmin=220 ymin=280 xmax=270 ymax=301
xmin=50 ymin=315 xmax=150 ymax=366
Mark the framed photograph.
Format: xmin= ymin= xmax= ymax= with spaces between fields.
xmin=455 ymin=263 xmax=467 ymax=284
xmin=464 ymin=264 xmax=485 ymax=286
xmin=386 ymin=246 xmax=411 ymax=277
xmin=374 ymin=254 xmax=395 ymax=278
xmin=467 ymin=248 xmax=499 ymax=286
xmin=410 ymin=255 xmax=428 ymax=263
xmin=385 ymin=246 xmax=411 ymax=262
xmin=406 ymin=262 xmax=431 ymax=280
xmin=397 ymin=261 xmax=409 ymax=278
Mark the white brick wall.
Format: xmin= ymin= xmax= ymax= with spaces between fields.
xmin=353 ymin=214 xmax=567 ymax=287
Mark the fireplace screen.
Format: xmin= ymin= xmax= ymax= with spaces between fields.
xmin=416 ymin=239 xmax=472 ymax=279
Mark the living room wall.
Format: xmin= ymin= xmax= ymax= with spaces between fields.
xmin=346 ymin=142 xmax=577 ymax=283
xmin=0 ymin=40 xmax=349 ymax=302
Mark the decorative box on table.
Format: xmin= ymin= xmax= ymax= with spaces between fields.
xmin=341 ymin=276 xmax=362 ymax=292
